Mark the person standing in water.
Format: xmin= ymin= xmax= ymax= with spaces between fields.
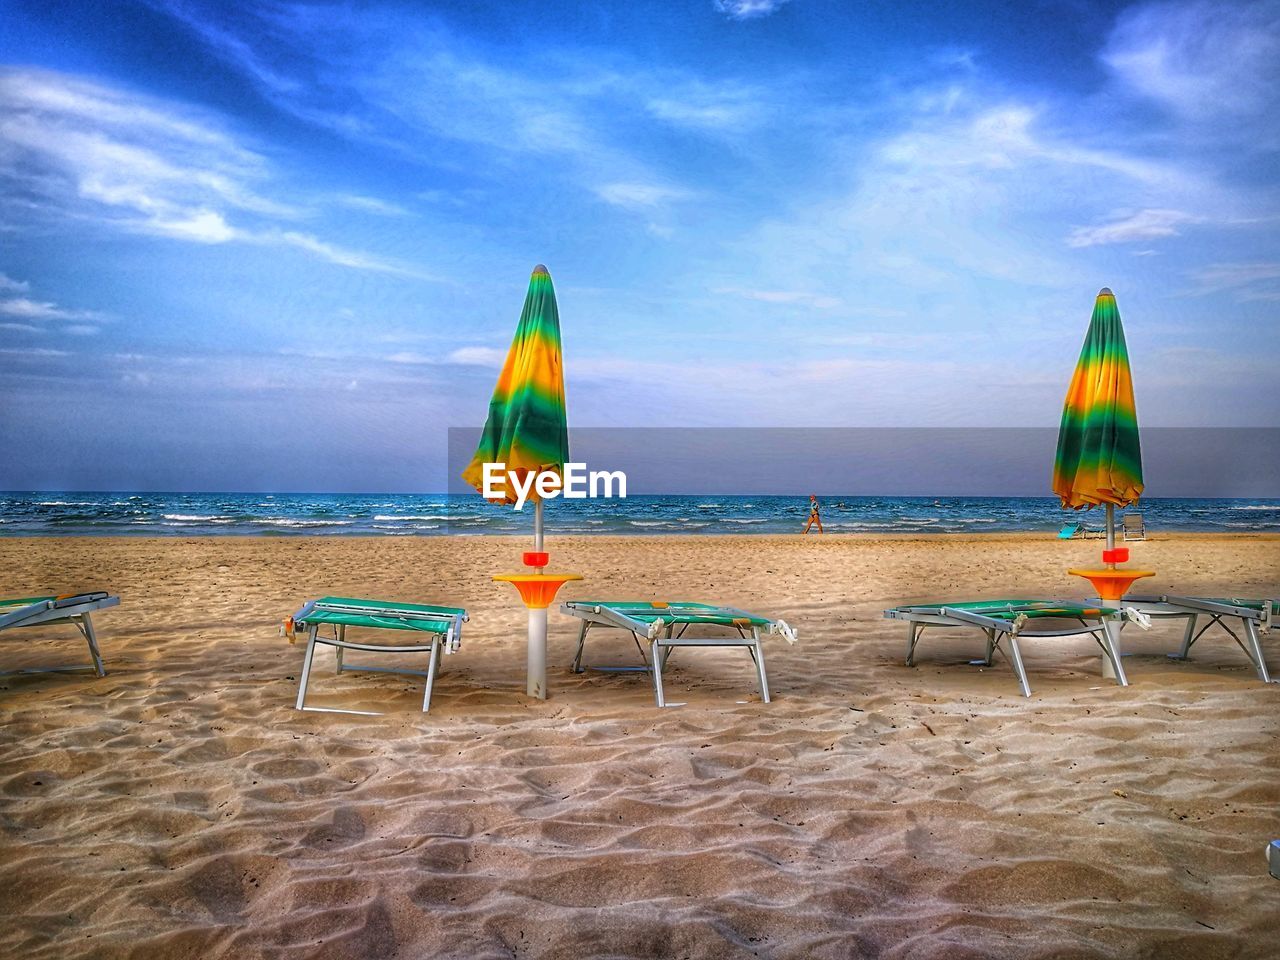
xmin=803 ymin=494 xmax=823 ymax=534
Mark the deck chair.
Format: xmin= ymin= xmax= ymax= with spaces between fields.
xmin=286 ymin=597 xmax=467 ymax=715
xmin=1058 ymin=523 xmax=1082 ymax=539
xmin=1121 ymin=595 xmax=1276 ymax=684
xmin=884 ymin=600 xmax=1149 ymax=697
xmin=0 ymin=592 xmax=119 ymax=677
xmin=559 ymin=600 xmax=797 ymax=707
xmin=1122 ymin=512 xmax=1146 ymax=540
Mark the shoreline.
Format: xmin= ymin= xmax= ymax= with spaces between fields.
xmin=3 ymin=530 xmax=1280 ymax=542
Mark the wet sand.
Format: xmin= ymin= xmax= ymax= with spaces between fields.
xmin=1 ymin=534 xmax=1278 ymax=958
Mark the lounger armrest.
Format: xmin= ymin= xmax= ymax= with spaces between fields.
xmin=770 ymin=619 xmax=798 ymax=644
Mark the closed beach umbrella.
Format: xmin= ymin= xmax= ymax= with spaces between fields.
xmin=463 ymin=264 xmax=576 ymax=701
xmin=1053 ymin=287 xmax=1143 ymax=554
xmin=461 ymin=264 xmax=569 ymax=528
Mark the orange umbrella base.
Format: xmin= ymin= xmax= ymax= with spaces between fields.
xmin=1068 ymin=568 xmax=1155 ymax=602
xmin=494 ymin=573 xmax=583 ymax=609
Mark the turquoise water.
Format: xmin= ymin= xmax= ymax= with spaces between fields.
xmin=1 ymin=492 xmax=1276 ymax=536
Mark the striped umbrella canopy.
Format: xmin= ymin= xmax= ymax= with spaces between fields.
xmin=462 ymin=264 xmax=568 ymax=505
xmin=1053 ymin=287 xmax=1143 ymax=514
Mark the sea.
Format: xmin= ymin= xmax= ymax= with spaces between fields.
xmin=1 ymin=492 xmax=1277 ymax=536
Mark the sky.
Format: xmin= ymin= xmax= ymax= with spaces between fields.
xmin=1 ymin=0 xmax=1277 ymax=491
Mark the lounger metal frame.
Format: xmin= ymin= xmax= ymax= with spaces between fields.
xmin=0 ymin=592 xmax=119 ymax=677
xmin=560 ymin=601 xmax=796 ymax=707
xmin=1121 ymin=595 xmax=1275 ymax=684
xmin=885 ymin=601 xmax=1131 ymax=697
xmin=291 ymin=599 xmax=467 ymax=715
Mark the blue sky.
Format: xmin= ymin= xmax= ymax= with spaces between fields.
xmin=1 ymin=0 xmax=1277 ymax=491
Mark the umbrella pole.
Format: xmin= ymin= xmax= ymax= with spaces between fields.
xmin=528 ymin=606 xmax=548 ymax=700
xmin=528 ymin=498 xmax=547 ymax=699
xmin=1102 ymin=501 xmax=1117 ymax=679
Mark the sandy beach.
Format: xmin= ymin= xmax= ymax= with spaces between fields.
xmin=1 ymin=533 xmax=1278 ymax=958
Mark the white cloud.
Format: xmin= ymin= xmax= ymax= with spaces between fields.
xmin=1067 ymin=208 xmax=1202 ymax=247
xmin=0 ymin=347 xmax=69 ymax=357
xmin=645 ymin=81 xmax=765 ymax=131
xmin=387 ymin=346 xmax=505 ymax=366
xmin=0 ymin=67 xmax=434 ymax=278
xmin=0 ymin=297 xmax=102 ymax=321
xmin=714 ymin=286 xmax=842 ymax=309
xmin=446 ymin=346 xmax=505 ymax=366
xmin=269 ymin=230 xmax=433 ymax=277
xmin=0 ymin=273 xmax=29 ymax=292
xmin=331 ymin=194 xmax=411 ymax=216
xmin=880 ymin=104 xmax=1180 ymax=187
xmin=723 ymin=83 xmax=1223 ymax=317
xmin=594 ymin=181 xmax=692 ymax=210
xmin=1103 ymin=0 xmax=1280 ymax=122
xmin=0 ymin=279 xmax=105 ymax=336
xmin=1193 ymin=261 xmax=1280 ymax=287
xmin=151 ymin=10 xmax=732 ymax=220
xmin=714 ymin=0 xmax=794 ymax=20
xmin=144 ymin=208 xmax=239 ymax=244
xmin=1190 ymin=261 xmax=1280 ymax=300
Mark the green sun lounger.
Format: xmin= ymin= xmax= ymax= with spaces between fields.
xmin=884 ymin=599 xmax=1142 ymax=697
xmin=286 ymin=596 xmax=468 ymax=715
xmin=1 ymin=592 xmax=119 ymax=677
xmin=1119 ymin=595 xmax=1276 ymax=684
xmin=559 ymin=600 xmax=797 ymax=707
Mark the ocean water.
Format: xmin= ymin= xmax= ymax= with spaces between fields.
xmin=1 ymin=492 xmax=1277 ymax=536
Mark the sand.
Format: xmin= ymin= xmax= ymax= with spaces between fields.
xmin=1 ymin=533 xmax=1278 ymax=959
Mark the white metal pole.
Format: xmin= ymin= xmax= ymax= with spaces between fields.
xmin=1101 ymin=501 xmax=1118 ymax=679
xmin=529 ymin=496 xmax=547 ymax=698
xmin=528 ymin=607 xmax=548 ymax=699
xmin=1105 ymin=503 xmax=1115 ymax=567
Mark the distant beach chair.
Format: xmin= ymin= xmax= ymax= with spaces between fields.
xmin=884 ymin=600 xmax=1147 ymax=697
xmin=285 ymin=597 xmax=467 ymax=715
xmin=560 ymin=600 xmax=797 ymax=707
xmin=1060 ymin=522 xmax=1106 ymax=539
xmin=1122 ymin=512 xmax=1146 ymax=540
xmin=0 ymin=592 xmax=119 ymax=677
xmin=1120 ymin=595 xmax=1275 ymax=684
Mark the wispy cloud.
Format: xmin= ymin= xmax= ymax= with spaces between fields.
xmin=0 ymin=273 xmax=30 ymax=292
xmin=147 ymin=6 xmax=774 ymax=218
xmin=645 ymin=81 xmax=766 ymax=132
xmin=0 ymin=67 xmax=434 ymax=278
xmin=0 ymin=346 xmax=70 ymax=358
xmin=0 ymin=278 xmax=106 ymax=336
xmin=330 ymin=194 xmax=411 ymax=217
xmin=1103 ymin=0 xmax=1280 ymax=124
xmin=594 ymin=181 xmax=693 ymax=211
xmin=714 ymin=0 xmax=794 ymax=20
xmin=1067 ymin=208 xmax=1203 ymax=247
xmin=446 ymin=346 xmax=505 ymax=366
xmin=1190 ymin=261 xmax=1280 ymax=300
xmin=385 ymin=346 xmax=505 ymax=366
xmin=0 ymin=297 xmax=103 ymax=322
xmin=714 ymin=286 xmax=842 ymax=309
xmin=266 ymin=230 xmax=432 ymax=277
xmin=736 ymin=97 xmax=1178 ymax=300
